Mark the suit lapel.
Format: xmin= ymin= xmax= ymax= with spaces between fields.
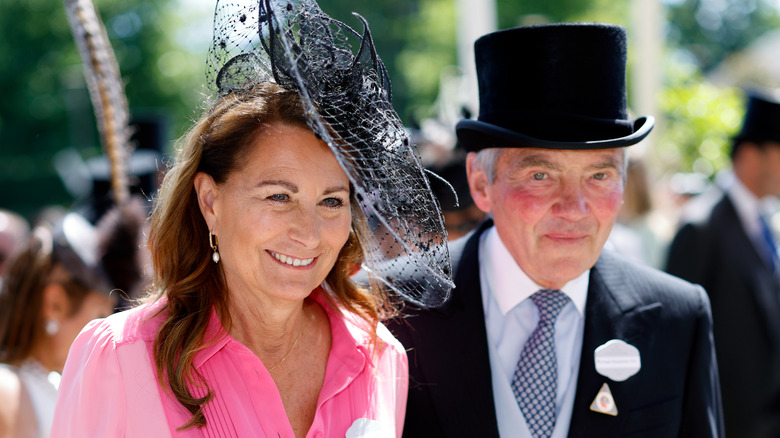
xmin=717 ymin=196 xmax=780 ymax=349
xmin=418 ymin=221 xmax=500 ymax=437
xmin=719 ymin=196 xmax=772 ymax=271
xmin=568 ymin=252 xmax=663 ymax=436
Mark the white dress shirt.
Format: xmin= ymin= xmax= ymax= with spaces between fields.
xmin=727 ymin=176 xmax=777 ymax=267
xmin=479 ymin=226 xmax=588 ymax=438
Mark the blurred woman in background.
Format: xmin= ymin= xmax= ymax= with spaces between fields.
xmin=0 ymin=206 xmax=143 ymax=438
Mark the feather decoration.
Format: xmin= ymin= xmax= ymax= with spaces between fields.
xmin=64 ymin=0 xmax=132 ymax=206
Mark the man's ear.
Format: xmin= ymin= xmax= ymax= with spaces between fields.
xmin=466 ymin=152 xmax=493 ymax=214
xmin=193 ymin=172 xmax=219 ymax=231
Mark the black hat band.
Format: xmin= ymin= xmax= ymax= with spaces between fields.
xmin=480 ymin=109 xmax=635 ymax=143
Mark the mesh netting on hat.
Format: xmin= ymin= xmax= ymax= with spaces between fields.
xmin=206 ymin=0 xmax=453 ymax=307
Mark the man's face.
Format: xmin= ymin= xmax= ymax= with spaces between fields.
xmin=759 ymin=142 xmax=780 ymax=198
xmin=467 ymin=147 xmax=625 ymax=289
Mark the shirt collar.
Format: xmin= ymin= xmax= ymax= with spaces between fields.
xmin=192 ymin=288 xmax=369 ymax=373
xmin=728 ymin=175 xmax=764 ymax=237
xmin=193 ymin=307 xmax=233 ymax=369
xmin=481 ymin=226 xmax=589 ymax=317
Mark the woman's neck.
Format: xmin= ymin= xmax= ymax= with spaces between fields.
xmin=227 ymin=293 xmax=309 ymax=367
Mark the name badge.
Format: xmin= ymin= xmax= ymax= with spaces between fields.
xmin=594 ymin=339 xmax=641 ymax=382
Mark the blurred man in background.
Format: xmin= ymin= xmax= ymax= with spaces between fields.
xmin=667 ymin=90 xmax=780 ymax=438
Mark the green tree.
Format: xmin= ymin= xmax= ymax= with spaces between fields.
xmin=666 ymin=0 xmax=780 ymax=73
xmin=660 ymin=0 xmax=780 ymax=175
xmin=658 ymin=55 xmax=742 ymax=176
xmin=0 ymin=0 xmax=198 ymax=218
xmin=0 ymin=0 xmax=82 ymax=217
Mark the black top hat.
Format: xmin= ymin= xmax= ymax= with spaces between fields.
xmin=733 ymin=90 xmax=780 ymax=145
xmin=456 ymin=23 xmax=654 ymax=152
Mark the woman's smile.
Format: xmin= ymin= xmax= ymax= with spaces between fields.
xmin=268 ymin=250 xmax=316 ymax=268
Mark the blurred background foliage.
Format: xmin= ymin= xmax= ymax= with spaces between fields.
xmin=666 ymin=0 xmax=780 ymax=72
xmin=658 ymin=57 xmax=743 ymax=177
xmin=1 ymin=0 xmax=780 ymax=218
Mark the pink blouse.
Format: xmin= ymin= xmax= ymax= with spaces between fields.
xmin=51 ymin=293 xmax=408 ymax=437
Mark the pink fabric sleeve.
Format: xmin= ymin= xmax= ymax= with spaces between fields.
xmin=51 ymin=319 xmax=127 ymax=437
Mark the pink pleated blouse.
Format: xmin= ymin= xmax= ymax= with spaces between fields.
xmin=50 ymin=292 xmax=408 ymax=437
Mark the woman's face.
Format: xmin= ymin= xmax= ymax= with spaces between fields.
xmin=53 ymin=289 xmax=114 ymax=372
xmin=198 ymin=123 xmax=352 ymax=303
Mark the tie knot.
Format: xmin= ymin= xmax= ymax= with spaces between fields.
xmin=530 ymin=289 xmax=569 ymax=324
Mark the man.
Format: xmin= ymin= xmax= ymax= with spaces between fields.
xmin=387 ymin=23 xmax=723 ymax=437
xmin=666 ymin=91 xmax=780 ymax=437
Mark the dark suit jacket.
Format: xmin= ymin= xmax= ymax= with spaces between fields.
xmin=388 ymin=220 xmax=724 ymax=437
xmin=667 ymin=193 xmax=780 ymax=438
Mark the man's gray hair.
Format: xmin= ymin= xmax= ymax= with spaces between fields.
xmin=470 ymin=148 xmax=504 ymax=183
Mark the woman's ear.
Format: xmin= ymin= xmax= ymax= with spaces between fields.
xmin=465 ymin=152 xmax=493 ymax=214
xmin=42 ymin=283 xmax=70 ymax=322
xmin=193 ymin=172 xmax=219 ymax=230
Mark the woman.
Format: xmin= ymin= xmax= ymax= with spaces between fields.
xmin=0 ymin=207 xmax=141 ymax=438
xmin=51 ymin=1 xmax=452 ymax=437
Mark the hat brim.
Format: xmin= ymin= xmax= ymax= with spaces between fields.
xmin=456 ymin=115 xmax=654 ymax=152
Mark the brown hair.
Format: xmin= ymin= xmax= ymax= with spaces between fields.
xmin=0 ymin=228 xmax=92 ymax=364
xmin=147 ymin=82 xmax=385 ymax=429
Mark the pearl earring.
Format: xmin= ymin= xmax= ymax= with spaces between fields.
xmin=45 ymin=319 xmax=60 ymax=336
xmin=209 ymin=231 xmax=220 ymax=264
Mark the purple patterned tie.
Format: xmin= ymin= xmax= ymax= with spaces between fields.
xmin=512 ymin=289 xmax=570 ymax=438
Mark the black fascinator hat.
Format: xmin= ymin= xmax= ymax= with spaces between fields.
xmin=457 ymin=23 xmax=654 ymax=152
xmin=205 ymin=0 xmax=453 ymax=307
